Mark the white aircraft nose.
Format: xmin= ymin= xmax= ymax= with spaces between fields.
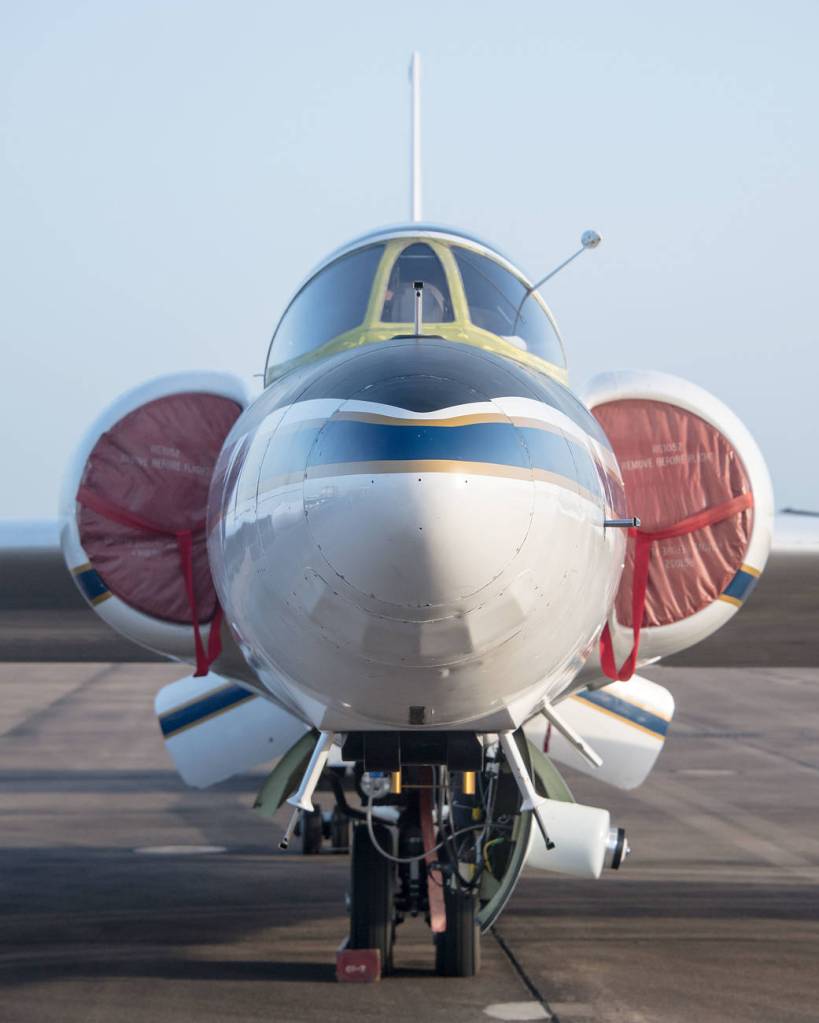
xmin=210 ymin=338 xmax=625 ymax=730
xmin=303 ymin=443 xmax=534 ymax=615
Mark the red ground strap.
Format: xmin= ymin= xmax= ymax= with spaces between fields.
xmin=76 ymin=486 xmax=222 ymax=677
xmin=419 ymin=773 xmax=446 ymax=934
xmin=600 ymin=492 xmax=754 ymax=682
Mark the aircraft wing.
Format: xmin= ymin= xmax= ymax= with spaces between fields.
xmin=1 ymin=513 xmax=817 ymax=666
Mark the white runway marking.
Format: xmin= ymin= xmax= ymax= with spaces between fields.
xmin=133 ymin=845 xmax=227 ymax=856
xmin=483 ymin=1003 xmax=549 ymax=1021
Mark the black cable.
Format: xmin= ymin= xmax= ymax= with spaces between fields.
xmin=327 ymin=769 xmax=367 ymax=821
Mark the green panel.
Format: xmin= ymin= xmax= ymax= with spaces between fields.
xmin=527 ymin=739 xmax=575 ymax=804
xmin=477 ymin=734 xmax=574 ymax=932
xmin=252 ymin=730 xmax=318 ymax=818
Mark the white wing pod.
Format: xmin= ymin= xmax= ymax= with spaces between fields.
xmin=525 ymin=800 xmax=613 ymax=878
xmin=583 ymin=370 xmax=774 ymax=670
xmin=524 ymin=675 xmax=674 ymax=790
xmin=154 ymin=673 xmax=309 ymax=788
xmin=60 ymin=372 xmax=249 ymax=665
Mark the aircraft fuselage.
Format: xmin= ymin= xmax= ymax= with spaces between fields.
xmin=208 ymin=333 xmax=626 ymax=732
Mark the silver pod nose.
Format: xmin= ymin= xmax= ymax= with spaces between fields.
xmin=605 ymin=827 xmax=630 ymax=870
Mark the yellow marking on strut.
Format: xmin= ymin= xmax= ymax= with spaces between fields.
xmin=719 ymin=593 xmax=744 ymax=607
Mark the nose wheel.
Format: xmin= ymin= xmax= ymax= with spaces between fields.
xmin=348 ymin=821 xmax=396 ymax=974
xmin=300 ymin=806 xmax=323 ymax=855
xmin=434 ymin=883 xmax=480 ymax=977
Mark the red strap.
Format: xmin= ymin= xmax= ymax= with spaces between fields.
xmin=419 ymin=774 xmax=446 ymax=934
xmin=600 ymin=492 xmax=754 ymax=682
xmin=76 ymin=486 xmax=221 ymax=677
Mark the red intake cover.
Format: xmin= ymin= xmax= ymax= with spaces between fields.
xmin=594 ymin=399 xmax=752 ymax=627
xmin=78 ymin=392 xmax=242 ymax=624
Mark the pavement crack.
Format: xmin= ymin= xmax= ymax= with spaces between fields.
xmin=1 ymin=664 xmax=120 ymax=739
xmin=491 ymin=926 xmax=558 ymax=1021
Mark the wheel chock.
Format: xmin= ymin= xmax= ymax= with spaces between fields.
xmin=336 ymin=938 xmax=381 ymax=983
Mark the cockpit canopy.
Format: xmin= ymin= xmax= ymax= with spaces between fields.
xmin=264 ymin=226 xmax=567 ymax=386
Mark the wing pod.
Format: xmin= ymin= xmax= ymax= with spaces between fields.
xmin=524 ymin=675 xmax=674 ymax=790
xmin=524 ymin=800 xmax=628 ymax=878
xmin=60 ymin=372 xmax=249 ymax=669
xmin=584 ymin=370 xmax=774 ymax=674
xmin=155 ymin=673 xmax=309 ymax=788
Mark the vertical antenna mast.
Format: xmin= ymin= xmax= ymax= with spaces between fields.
xmin=410 ymin=51 xmax=422 ymax=222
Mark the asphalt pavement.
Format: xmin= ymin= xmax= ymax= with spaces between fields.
xmin=1 ymin=662 xmax=817 ymax=1022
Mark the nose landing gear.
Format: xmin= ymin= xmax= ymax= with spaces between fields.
xmin=342 ymin=763 xmax=500 ymax=978
xmin=345 ymin=810 xmax=481 ymax=978
xmin=275 ymin=731 xmax=550 ymax=978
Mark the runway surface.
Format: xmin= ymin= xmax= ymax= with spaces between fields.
xmin=1 ymin=663 xmax=818 ymax=1023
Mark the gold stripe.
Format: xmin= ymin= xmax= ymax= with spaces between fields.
xmin=329 ymin=409 xmax=572 ymax=433
xmin=509 ymin=416 xmax=564 ymax=435
xmin=90 ymin=591 xmax=112 ymax=606
xmin=303 ymin=459 xmax=535 ymax=483
xmin=332 ymin=409 xmax=573 ymax=439
xmin=302 ymin=461 xmax=602 ymax=507
xmin=570 ymin=695 xmax=666 ymax=741
xmin=256 ymin=470 xmax=307 ymax=494
xmin=277 ymin=418 xmax=327 ymax=433
xmin=259 ymin=460 xmax=605 ymax=505
xmin=740 ymin=563 xmax=761 ymax=577
xmin=163 ymin=691 xmax=257 ymax=739
xmin=569 ymin=691 xmax=673 ymax=724
xmin=332 ymin=410 xmax=507 ymax=428
xmin=531 ymin=468 xmax=604 ymax=507
xmin=286 ymin=459 xmax=606 ymax=507
xmin=719 ymin=593 xmax=743 ymax=608
xmin=72 ymin=562 xmax=93 ymax=575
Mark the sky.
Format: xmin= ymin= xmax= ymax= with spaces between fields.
xmin=1 ymin=0 xmax=817 ymax=517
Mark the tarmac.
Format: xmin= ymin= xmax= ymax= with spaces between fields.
xmin=1 ymin=662 xmax=818 ymax=1023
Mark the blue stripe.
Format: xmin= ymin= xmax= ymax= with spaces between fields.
xmin=314 ymin=421 xmax=527 ymax=467
xmin=575 ymin=689 xmax=669 ymax=738
xmin=519 ymin=427 xmax=601 ymax=495
xmin=159 ymin=684 xmax=256 ymax=738
xmin=75 ymin=567 xmax=109 ymax=603
xmin=262 ymin=420 xmax=606 ymax=498
xmin=722 ymin=568 xmax=758 ymax=603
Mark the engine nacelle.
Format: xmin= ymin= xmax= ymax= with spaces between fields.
xmin=583 ymin=370 xmax=774 ymax=671
xmin=60 ymin=372 xmax=249 ymax=665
